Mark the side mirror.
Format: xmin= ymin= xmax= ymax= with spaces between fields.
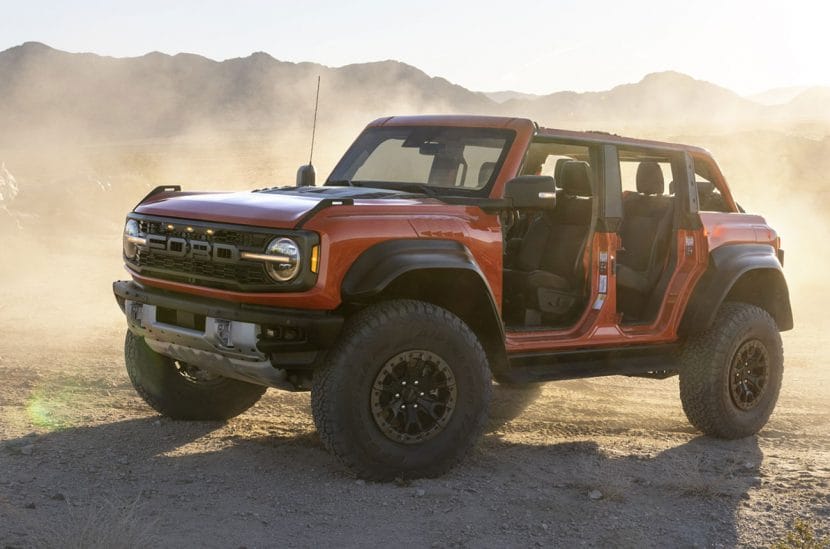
xmin=296 ymin=164 xmax=316 ymax=187
xmin=503 ymin=175 xmax=557 ymax=210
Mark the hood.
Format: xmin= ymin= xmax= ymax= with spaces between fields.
xmin=134 ymin=186 xmax=424 ymax=229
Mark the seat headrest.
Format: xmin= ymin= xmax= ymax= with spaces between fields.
xmin=560 ymin=161 xmax=592 ymax=197
xmin=553 ymin=158 xmax=570 ymax=189
xmin=478 ymin=162 xmax=496 ymax=186
xmin=636 ymin=161 xmax=664 ymax=195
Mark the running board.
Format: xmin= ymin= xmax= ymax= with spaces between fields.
xmin=501 ymin=344 xmax=679 ymax=384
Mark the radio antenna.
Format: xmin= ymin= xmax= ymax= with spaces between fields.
xmin=308 ymin=75 xmax=321 ymax=166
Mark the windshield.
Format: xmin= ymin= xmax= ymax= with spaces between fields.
xmin=326 ymin=126 xmax=514 ymax=195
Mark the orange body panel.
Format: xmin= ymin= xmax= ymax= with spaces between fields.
xmin=699 ymin=212 xmax=778 ymax=251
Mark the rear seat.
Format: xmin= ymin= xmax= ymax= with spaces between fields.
xmin=617 ymin=161 xmax=674 ymax=316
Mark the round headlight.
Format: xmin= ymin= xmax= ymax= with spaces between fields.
xmin=123 ymin=219 xmax=141 ymax=259
xmin=264 ymin=237 xmax=301 ymax=282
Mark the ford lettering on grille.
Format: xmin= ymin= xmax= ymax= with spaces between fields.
xmin=142 ymin=234 xmax=241 ymax=263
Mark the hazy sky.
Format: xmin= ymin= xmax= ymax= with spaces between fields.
xmin=2 ymin=0 xmax=828 ymax=95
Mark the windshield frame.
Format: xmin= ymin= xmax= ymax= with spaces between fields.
xmin=325 ymin=125 xmax=516 ymax=197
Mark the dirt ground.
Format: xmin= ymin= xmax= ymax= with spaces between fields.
xmin=0 ymin=248 xmax=828 ymax=548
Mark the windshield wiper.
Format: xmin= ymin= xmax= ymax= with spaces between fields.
xmin=405 ymin=183 xmax=439 ymax=198
xmin=327 ymin=179 xmax=440 ymax=197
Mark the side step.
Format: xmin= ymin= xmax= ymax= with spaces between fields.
xmin=500 ymin=344 xmax=679 ymax=384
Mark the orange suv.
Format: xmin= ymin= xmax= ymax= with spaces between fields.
xmin=114 ymin=115 xmax=792 ymax=480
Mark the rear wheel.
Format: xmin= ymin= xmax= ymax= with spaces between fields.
xmin=124 ymin=331 xmax=266 ymax=420
xmin=678 ymin=302 xmax=783 ymax=439
xmin=311 ymin=300 xmax=491 ymax=480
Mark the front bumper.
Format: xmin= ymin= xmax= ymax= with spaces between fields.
xmin=113 ymin=280 xmax=344 ymax=386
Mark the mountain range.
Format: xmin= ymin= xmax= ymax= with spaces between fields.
xmin=0 ymin=42 xmax=827 ymax=146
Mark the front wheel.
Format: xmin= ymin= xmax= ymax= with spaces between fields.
xmin=678 ymin=302 xmax=783 ymax=439
xmin=311 ymin=300 xmax=492 ymax=480
xmin=124 ymin=331 xmax=266 ymax=420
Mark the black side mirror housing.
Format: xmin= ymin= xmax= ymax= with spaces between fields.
xmin=296 ymin=164 xmax=316 ymax=187
xmin=503 ymin=175 xmax=557 ymax=210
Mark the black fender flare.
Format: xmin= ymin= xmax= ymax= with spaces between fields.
xmin=679 ymin=243 xmax=793 ymax=336
xmin=341 ymin=239 xmax=504 ymax=339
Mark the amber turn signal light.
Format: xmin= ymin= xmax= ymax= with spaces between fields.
xmin=310 ymin=245 xmax=320 ymax=273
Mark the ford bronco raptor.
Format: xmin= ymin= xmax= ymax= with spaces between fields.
xmin=114 ymin=115 xmax=792 ymax=480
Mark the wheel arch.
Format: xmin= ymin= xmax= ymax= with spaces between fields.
xmin=679 ymin=243 xmax=793 ymax=337
xmin=341 ymin=239 xmax=507 ymax=372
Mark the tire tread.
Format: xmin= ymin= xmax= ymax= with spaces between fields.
xmin=678 ymin=302 xmax=783 ymax=439
xmin=311 ymin=300 xmax=491 ymax=480
xmin=125 ymin=331 xmax=266 ymax=421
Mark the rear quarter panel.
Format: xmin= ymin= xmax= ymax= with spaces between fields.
xmin=699 ymin=212 xmax=779 ymax=251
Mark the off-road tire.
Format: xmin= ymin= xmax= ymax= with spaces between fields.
xmin=124 ymin=330 xmax=266 ymax=420
xmin=679 ymin=302 xmax=783 ymax=439
xmin=311 ymin=300 xmax=492 ymax=480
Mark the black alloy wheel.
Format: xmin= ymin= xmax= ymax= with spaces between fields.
xmin=370 ymin=350 xmax=458 ymax=444
xmin=728 ymin=339 xmax=770 ymax=411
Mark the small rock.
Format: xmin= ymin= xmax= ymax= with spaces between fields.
xmin=24 ymin=502 xmax=36 ymax=509
xmin=20 ymin=445 xmax=34 ymax=456
xmin=589 ymin=490 xmax=603 ymax=500
xmin=414 ymin=488 xmax=426 ymax=497
xmin=50 ymin=493 xmax=66 ymax=501
xmin=744 ymin=462 xmax=755 ymax=470
xmin=541 ymin=522 xmax=549 ymax=531
xmin=355 ymin=479 xmax=365 ymax=486
xmin=153 ymin=420 xmax=161 ymax=426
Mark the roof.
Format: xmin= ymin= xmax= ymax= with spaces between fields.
xmin=368 ymin=114 xmax=535 ymax=131
xmin=366 ymin=114 xmax=711 ymax=156
xmin=534 ymin=126 xmax=711 ymax=156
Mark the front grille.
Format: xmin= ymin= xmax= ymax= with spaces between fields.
xmin=138 ymin=255 xmax=272 ymax=287
xmin=129 ymin=217 xmax=283 ymax=291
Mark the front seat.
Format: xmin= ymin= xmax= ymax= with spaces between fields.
xmin=505 ymin=160 xmax=594 ymax=325
xmin=478 ymin=161 xmax=497 ymax=187
xmin=617 ymin=161 xmax=675 ymax=317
